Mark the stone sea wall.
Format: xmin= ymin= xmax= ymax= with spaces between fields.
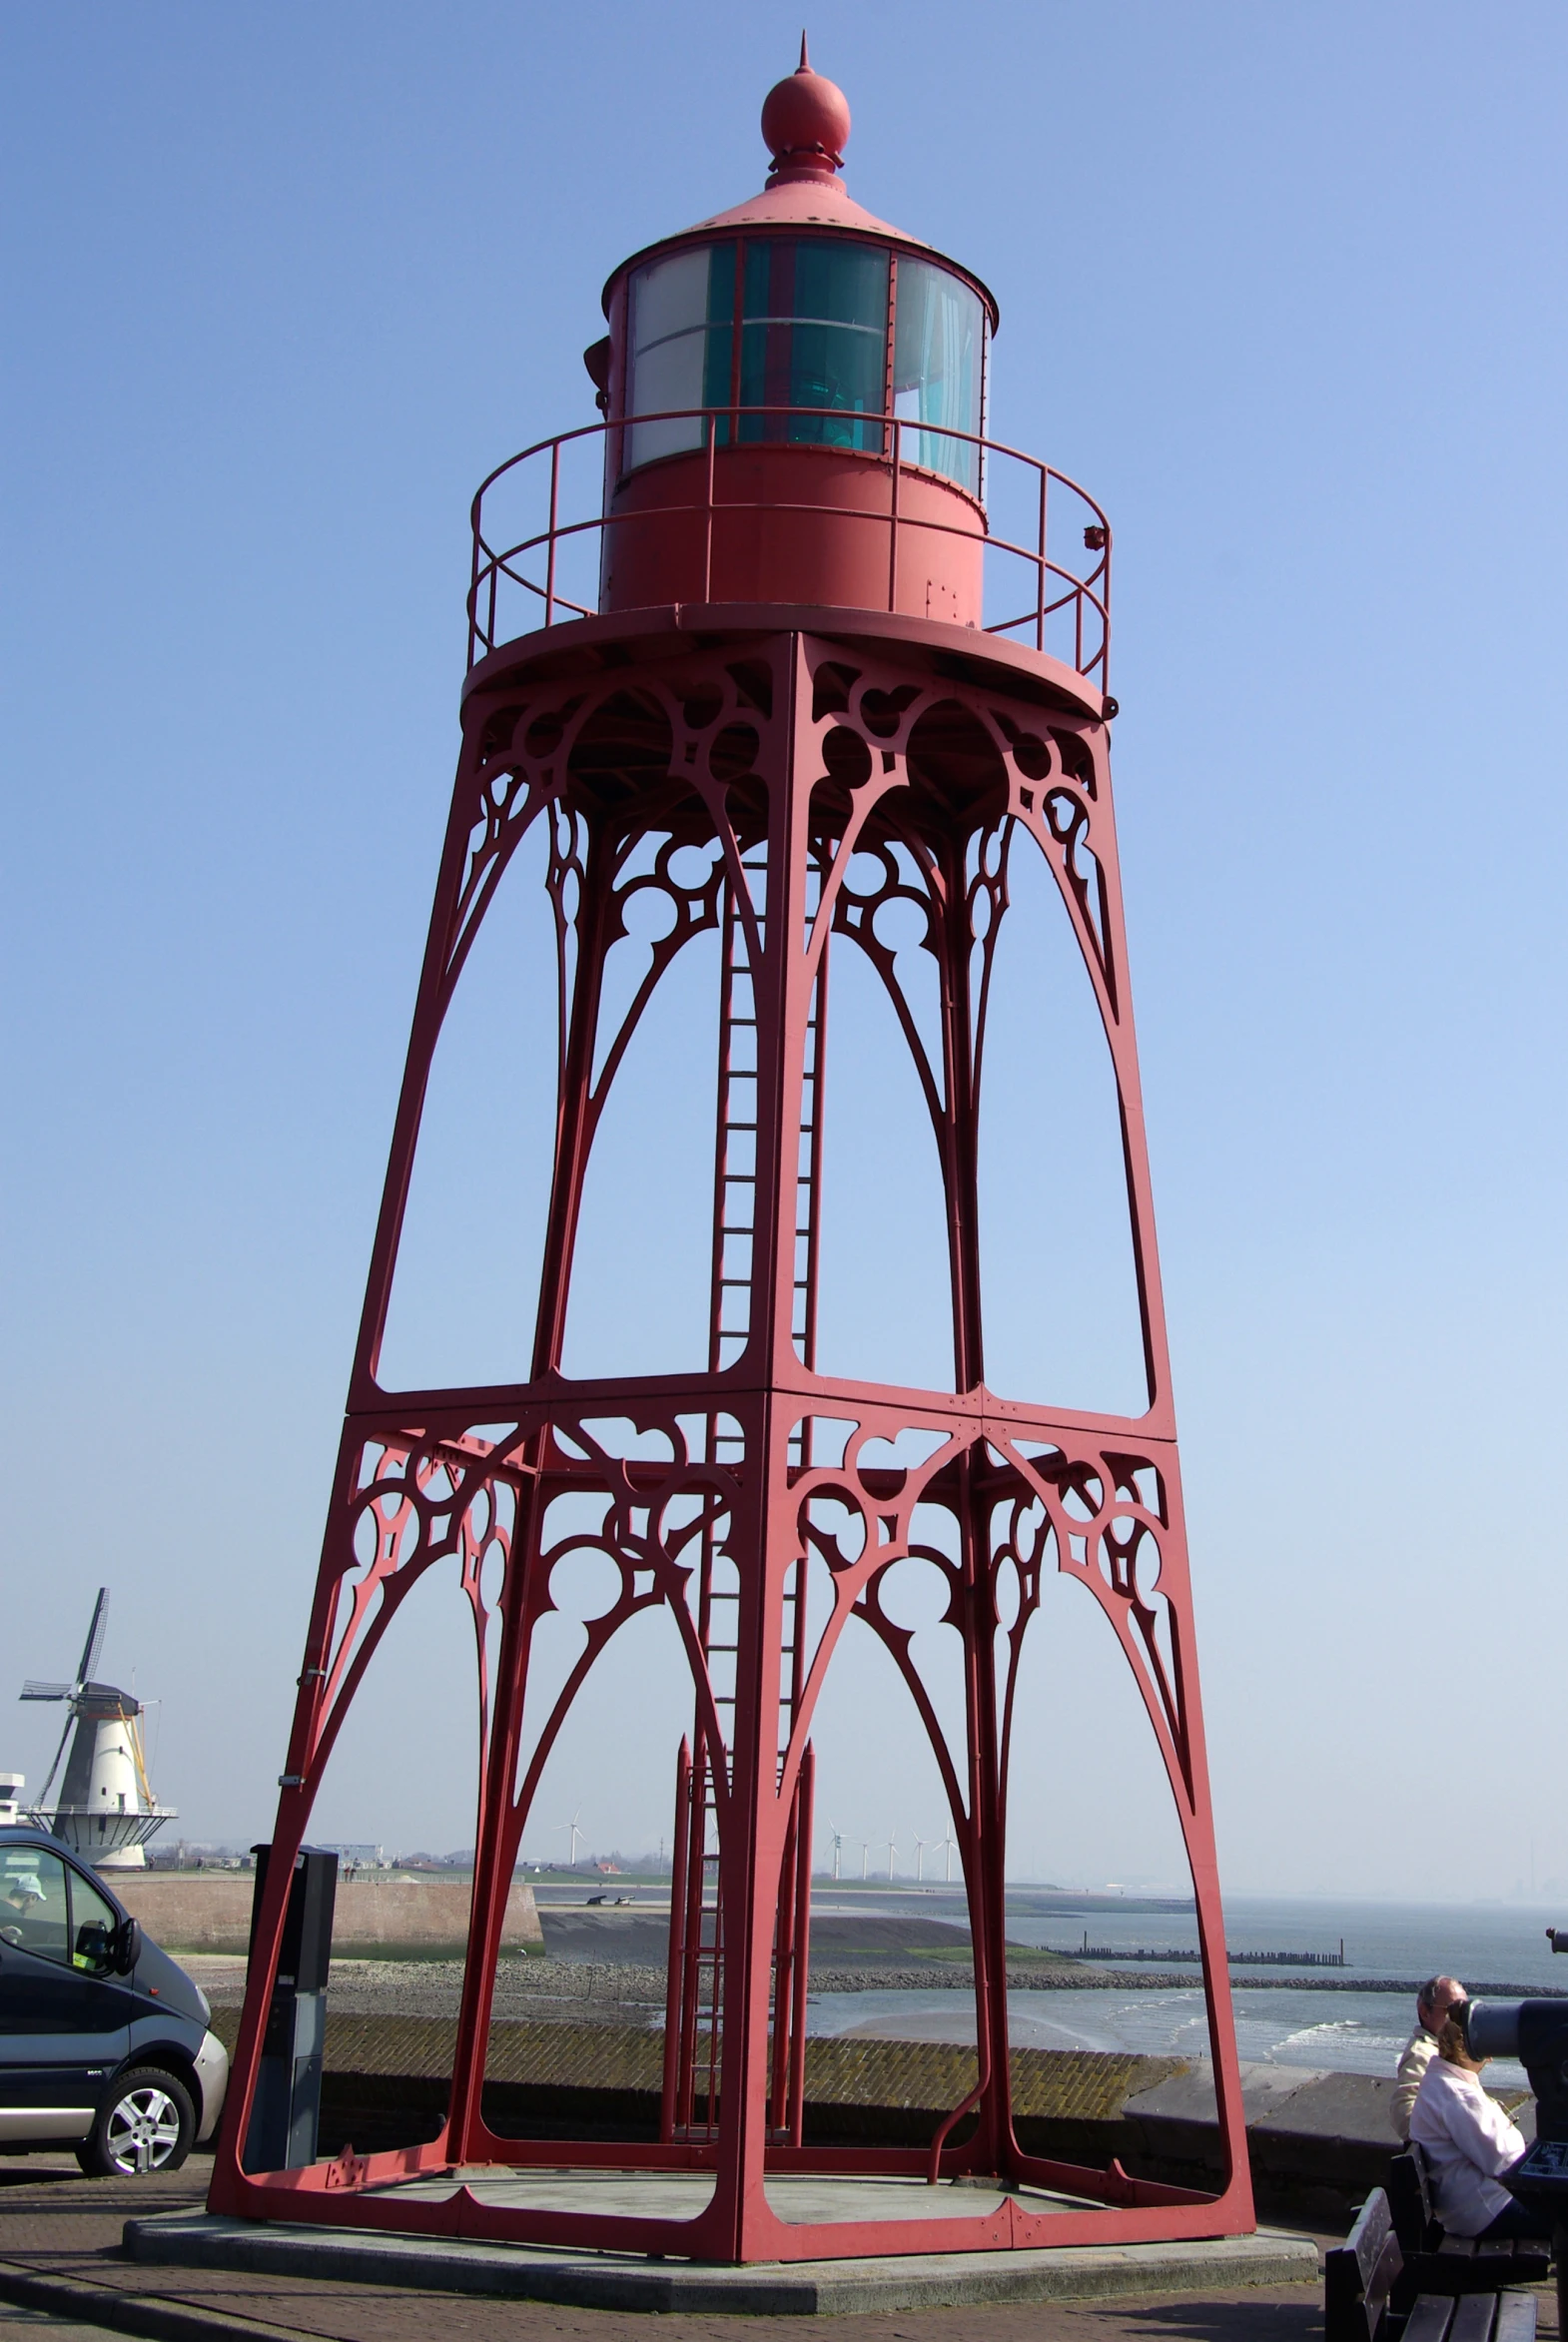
xmin=207 ymin=2005 xmax=1484 ymax=2220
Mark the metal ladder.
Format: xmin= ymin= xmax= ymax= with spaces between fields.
xmin=662 ymin=855 xmax=827 ymax=2144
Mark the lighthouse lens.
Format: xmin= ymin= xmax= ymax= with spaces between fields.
xmin=623 ymin=237 xmax=982 ymax=489
xmin=893 ymin=261 xmax=985 ymax=496
xmin=626 ymin=247 xmax=736 ymax=468
xmin=737 ymin=238 xmax=888 ymax=451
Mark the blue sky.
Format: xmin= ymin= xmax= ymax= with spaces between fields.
xmin=3 ymin=1 xmax=1564 ymax=1899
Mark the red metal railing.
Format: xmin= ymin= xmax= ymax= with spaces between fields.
xmin=466 ymin=408 xmax=1112 ymax=689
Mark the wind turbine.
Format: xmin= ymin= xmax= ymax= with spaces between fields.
xmin=913 ymin=1832 xmax=927 ymax=1884
xmin=936 ymin=1832 xmax=959 ymax=1884
xmin=885 ymin=1828 xmax=898 ymax=1882
xmin=860 ymin=1840 xmax=871 ymax=1881
xmin=555 ymin=1809 xmax=584 ymax=1869
xmin=826 ymin=1821 xmax=844 ymax=1882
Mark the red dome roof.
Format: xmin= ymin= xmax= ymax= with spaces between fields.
xmin=599 ymin=46 xmax=999 ymax=331
xmin=760 ymin=37 xmax=851 ymax=179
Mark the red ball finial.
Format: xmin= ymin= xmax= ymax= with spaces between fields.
xmin=761 ymin=34 xmax=851 ymax=180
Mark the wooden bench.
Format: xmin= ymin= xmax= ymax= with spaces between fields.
xmin=1325 ymin=2188 xmax=1538 ymax=2342
xmin=1400 ymin=2295 xmax=1539 ymax=2342
xmin=1389 ymin=2145 xmax=1552 ymax=2296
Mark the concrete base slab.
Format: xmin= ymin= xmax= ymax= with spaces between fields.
xmin=341 ymin=2168 xmax=1102 ymax=2222
xmin=125 ymin=2203 xmax=1317 ymax=2315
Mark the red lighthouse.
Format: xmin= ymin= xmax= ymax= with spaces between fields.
xmin=215 ymin=49 xmax=1255 ymax=2267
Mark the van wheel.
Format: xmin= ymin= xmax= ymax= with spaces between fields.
xmin=76 ymin=2066 xmax=195 ymax=2176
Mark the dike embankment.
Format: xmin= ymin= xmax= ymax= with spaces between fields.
xmin=207 ymin=2004 xmax=1507 ymax=2222
xmin=112 ymin=1874 xmax=542 ymax=1956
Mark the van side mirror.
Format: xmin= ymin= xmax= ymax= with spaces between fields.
xmin=114 ymin=1916 xmax=141 ymax=1975
xmin=74 ymin=1922 xmax=118 ymax=1972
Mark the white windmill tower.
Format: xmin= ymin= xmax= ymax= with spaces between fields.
xmin=20 ymin=1589 xmax=177 ymax=1870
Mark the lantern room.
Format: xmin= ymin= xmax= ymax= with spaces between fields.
xmin=590 ymin=43 xmax=999 ymax=623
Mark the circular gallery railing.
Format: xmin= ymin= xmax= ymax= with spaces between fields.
xmin=466 ymin=408 xmax=1113 ymax=695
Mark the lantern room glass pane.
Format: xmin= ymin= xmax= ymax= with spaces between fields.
xmin=893 ymin=259 xmax=985 ymax=495
xmin=625 ymin=238 xmax=983 ymax=477
xmin=737 ymin=238 xmax=889 ymax=451
xmin=626 ymin=245 xmax=735 ymax=467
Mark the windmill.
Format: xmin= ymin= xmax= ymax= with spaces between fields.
xmin=19 ymin=1589 xmax=176 ymax=1871
xmin=913 ymin=1832 xmax=927 ymax=1884
xmin=826 ymin=1821 xmax=843 ymax=1883
xmin=935 ymin=1832 xmax=959 ymax=1885
xmin=554 ymin=1808 xmax=585 ymax=1869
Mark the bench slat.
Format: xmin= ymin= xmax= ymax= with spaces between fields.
xmin=1405 ymin=2253 xmax=1552 ymax=2297
xmin=1494 ymin=2293 xmax=1539 ymax=2342
xmin=1391 ymin=2150 xmax=1437 ymax=2253
xmin=1438 ymin=2238 xmax=1481 ymax=2258
xmin=1369 ymin=2236 xmax=1403 ymax=2317
xmin=1340 ymin=2191 xmax=1396 ymax=2288
xmin=1507 ymin=2252 xmax=1552 ymax=2280
xmin=1448 ymin=2293 xmax=1499 ymax=2342
xmin=1325 ymin=2191 xmax=1405 ymax=2342
xmin=1404 ymin=2298 xmax=1457 ymax=2342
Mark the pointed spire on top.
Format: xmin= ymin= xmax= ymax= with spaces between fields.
xmin=761 ymin=36 xmax=851 ymax=182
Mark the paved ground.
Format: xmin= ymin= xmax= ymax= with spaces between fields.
xmin=0 ymin=2152 xmax=1366 ymax=2342
xmin=0 ymin=2313 xmax=121 ymax=2342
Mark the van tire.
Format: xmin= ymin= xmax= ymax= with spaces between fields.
xmin=76 ymin=2065 xmax=195 ymax=2176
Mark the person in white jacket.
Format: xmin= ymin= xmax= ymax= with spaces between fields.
xmin=1408 ymin=2014 xmax=1551 ymax=2241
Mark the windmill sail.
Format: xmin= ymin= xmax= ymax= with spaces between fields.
xmin=34 ymin=1707 xmax=76 ymax=1809
xmin=76 ymin=1587 xmax=109 ymax=1689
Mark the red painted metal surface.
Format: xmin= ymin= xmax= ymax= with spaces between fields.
xmin=601 ymin=436 xmax=987 ymax=624
xmin=210 ymin=51 xmax=1253 ymax=2270
xmin=468 ymin=409 xmax=1111 ymax=680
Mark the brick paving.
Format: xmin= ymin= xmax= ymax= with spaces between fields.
xmin=0 ymin=2153 xmax=1355 ymax=2342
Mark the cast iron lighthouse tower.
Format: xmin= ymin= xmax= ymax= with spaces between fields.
xmin=216 ymin=50 xmax=1254 ymax=2265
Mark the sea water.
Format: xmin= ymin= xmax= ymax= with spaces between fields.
xmin=803 ymin=1892 xmax=1568 ymax=2087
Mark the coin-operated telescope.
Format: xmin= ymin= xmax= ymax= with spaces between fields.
xmin=1461 ymin=1997 xmax=1568 ymax=2327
